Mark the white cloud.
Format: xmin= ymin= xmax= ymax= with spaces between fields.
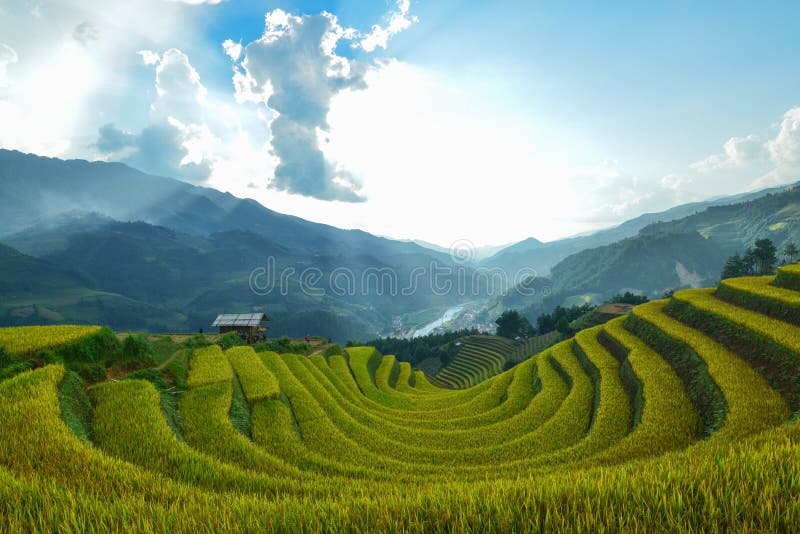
xmin=278 ymin=59 xmax=598 ymax=244
xmin=0 ymin=0 xmax=206 ymax=159
xmin=221 ymin=39 xmax=241 ymax=61
xmin=566 ymin=162 xmax=655 ymax=223
xmin=660 ymin=173 xmax=691 ymax=191
xmin=766 ymin=107 xmax=800 ymax=168
xmin=96 ymin=46 xmax=272 ymax=186
xmin=690 ymin=134 xmax=765 ymax=172
xmin=0 ymin=43 xmax=18 ymax=87
xmin=138 ymin=49 xmax=161 ymax=66
xmin=358 ymin=0 xmax=417 ymax=52
xmin=152 ymin=48 xmax=207 ymax=122
xmin=748 ymin=106 xmax=800 ymax=190
xmin=95 ymin=48 xmax=216 ymax=182
xmin=231 ymin=9 xmax=368 ymax=202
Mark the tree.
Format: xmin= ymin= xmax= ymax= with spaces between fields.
xmin=742 ymin=248 xmax=758 ymax=275
xmin=494 ymin=310 xmax=535 ymax=339
xmin=535 ymin=303 xmax=595 ymax=334
xmin=721 ymin=251 xmax=747 ymax=279
xmin=555 ymin=316 xmax=572 ymax=337
xmin=752 ymin=238 xmax=778 ymax=275
xmin=608 ymin=291 xmax=649 ymax=305
xmin=783 ymin=241 xmax=799 ymax=263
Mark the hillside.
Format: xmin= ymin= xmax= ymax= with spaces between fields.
xmin=548 ymin=231 xmax=727 ymax=297
xmin=0 ymin=150 xmax=477 ymax=338
xmin=0 ymin=243 xmax=186 ymax=330
xmin=7 ymin=220 xmax=471 ymax=341
xmin=432 ymin=332 xmax=562 ymax=389
xmin=483 ymin=181 xmax=798 ymax=276
xmin=4 ymin=149 xmax=797 ymax=339
xmin=0 ymin=149 xmax=451 ymax=260
xmin=499 ymin=186 xmax=800 ymax=317
xmin=640 ymin=184 xmax=800 ymax=251
xmin=2 ymin=267 xmax=800 ymax=529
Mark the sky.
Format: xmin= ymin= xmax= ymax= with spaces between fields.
xmin=1 ymin=1 xmax=800 ymax=247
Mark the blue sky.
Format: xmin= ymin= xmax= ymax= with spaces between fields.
xmin=1 ymin=1 xmax=799 ymax=245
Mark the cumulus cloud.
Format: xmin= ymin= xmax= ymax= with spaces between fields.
xmin=96 ymin=123 xmax=136 ymax=153
xmin=96 ymin=48 xmax=215 ymax=182
xmin=358 ymin=0 xmax=418 ymax=52
xmin=690 ymin=134 xmax=765 ymax=172
xmin=231 ymin=10 xmax=368 ymax=202
xmin=766 ymin=107 xmax=800 ymax=169
xmin=747 ymin=106 xmax=800 ymax=189
xmin=97 ymin=122 xmax=212 ymax=181
xmin=138 ymin=49 xmax=161 ymax=66
xmin=72 ymin=21 xmax=99 ymax=45
xmin=151 ymin=48 xmax=207 ymax=122
xmin=0 ymin=43 xmax=18 ymax=87
xmin=221 ymin=39 xmax=242 ymax=61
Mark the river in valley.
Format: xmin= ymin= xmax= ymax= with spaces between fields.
xmin=410 ymin=305 xmax=465 ymax=338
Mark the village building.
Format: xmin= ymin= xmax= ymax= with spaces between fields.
xmin=211 ymin=313 xmax=269 ymax=343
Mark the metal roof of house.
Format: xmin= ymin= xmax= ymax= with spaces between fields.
xmin=212 ymin=313 xmax=269 ymax=327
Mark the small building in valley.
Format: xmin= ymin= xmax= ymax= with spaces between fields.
xmin=212 ymin=313 xmax=270 ymax=342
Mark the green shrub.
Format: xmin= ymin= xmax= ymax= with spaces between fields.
xmin=39 ymin=349 xmax=63 ymax=365
xmin=184 ymin=334 xmax=213 ymax=349
xmin=126 ymin=369 xmax=168 ymax=389
xmin=166 ymin=350 xmax=189 ymax=389
xmin=219 ymin=332 xmax=246 ymax=350
xmin=230 ymin=373 xmax=252 ymax=438
xmin=322 ymin=344 xmax=343 ymax=357
xmin=122 ymin=335 xmax=157 ymax=366
xmin=253 ymin=337 xmax=311 ymax=355
xmin=71 ymin=363 xmax=107 ymax=384
xmin=58 ymin=370 xmax=93 ymax=442
xmin=56 ymin=327 xmax=121 ymax=364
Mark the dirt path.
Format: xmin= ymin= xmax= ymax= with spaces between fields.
xmin=155 ymin=348 xmax=184 ymax=371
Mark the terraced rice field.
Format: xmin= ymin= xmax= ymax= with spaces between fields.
xmin=0 ymin=325 xmax=100 ymax=355
xmin=434 ymin=332 xmax=562 ymax=389
xmin=2 ymin=269 xmax=800 ymax=530
xmin=434 ymin=335 xmax=511 ymax=388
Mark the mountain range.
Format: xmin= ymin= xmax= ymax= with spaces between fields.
xmin=480 ymin=183 xmax=797 ymax=277
xmin=1 ymin=148 xmax=797 ymax=339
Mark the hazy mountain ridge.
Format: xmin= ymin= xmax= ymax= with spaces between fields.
xmin=1 ymin=148 xmax=797 ymax=338
xmin=482 ymin=182 xmax=799 ymax=277
xmin=0 ymin=150 xmax=473 ymax=338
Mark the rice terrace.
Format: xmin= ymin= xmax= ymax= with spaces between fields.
xmin=0 ymin=265 xmax=799 ymax=531
xmin=3 ymin=1 xmax=800 ymax=532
